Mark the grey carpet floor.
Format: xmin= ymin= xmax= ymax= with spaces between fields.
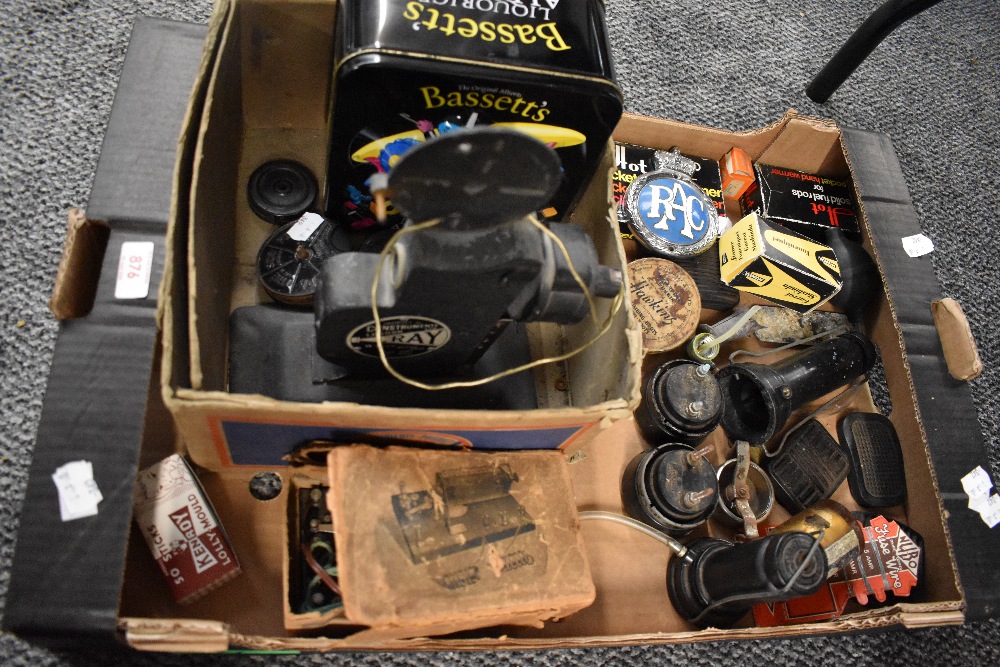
xmin=2 ymin=0 xmax=999 ymax=664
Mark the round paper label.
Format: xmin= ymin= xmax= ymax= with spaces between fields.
xmin=627 ymin=258 xmax=702 ymax=352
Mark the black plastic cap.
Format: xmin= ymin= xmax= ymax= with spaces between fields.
xmin=247 ymin=159 xmax=318 ymax=225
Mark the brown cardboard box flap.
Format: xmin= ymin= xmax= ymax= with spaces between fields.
xmin=931 ymin=298 xmax=982 ymax=381
xmin=48 ymin=208 xmax=110 ymax=320
xmin=326 ymin=445 xmax=595 ymax=640
xmin=614 ymin=111 xmax=840 ymax=171
xmin=121 ymin=618 xmax=230 ymax=653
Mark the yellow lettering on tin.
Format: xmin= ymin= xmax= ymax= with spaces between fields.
xmin=514 ymin=24 xmax=536 ymax=45
xmin=457 ymin=18 xmax=478 ymax=38
xmin=403 ymin=4 xmax=572 ymax=53
xmin=418 ymin=86 xmax=551 ymax=122
xmin=404 ymin=2 xmax=421 ymax=21
xmin=420 ymin=7 xmax=440 ymax=30
xmin=535 ymin=22 xmax=570 ymax=51
xmin=480 ymin=21 xmax=497 ymax=42
xmin=421 ymin=86 xmax=445 ymax=109
xmin=496 ymin=23 xmax=515 ymax=43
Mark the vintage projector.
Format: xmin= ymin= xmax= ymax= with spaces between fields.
xmin=229 ymin=127 xmax=622 ymax=410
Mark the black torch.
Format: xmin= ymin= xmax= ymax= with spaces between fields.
xmin=715 ymin=331 xmax=877 ymax=445
xmin=668 ymin=531 xmax=828 ymax=628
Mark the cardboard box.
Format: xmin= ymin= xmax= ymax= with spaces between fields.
xmin=163 ymin=0 xmax=640 ymax=471
xmin=720 ymin=146 xmax=754 ymax=201
xmin=282 ymin=470 xmax=353 ymax=632
xmin=134 ymin=0 xmax=985 ymax=644
xmin=718 ymin=211 xmax=842 ymax=312
xmin=739 ymin=162 xmax=861 ymax=241
xmin=133 ymin=455 xmax=242 ymax=604
xmin=324 ymin=446 xmax=595 ymax=642
xmin=7 ymin=4 xmax=1000 ymax=655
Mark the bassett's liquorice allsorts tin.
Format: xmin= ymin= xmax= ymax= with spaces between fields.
xmin=326 ymin=0 xmax=623 ymax=230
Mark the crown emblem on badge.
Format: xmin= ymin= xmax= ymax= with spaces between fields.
xmin=653 ymin=148 xmax=701 ymax=179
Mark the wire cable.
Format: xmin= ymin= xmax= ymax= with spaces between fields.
xmin=578 ymin=510 xmax=688 ymax=558
xmin=369 ymin=217 xmax=624 ymax=391
xmin=301 ymin=542 xmax=341 ymax=596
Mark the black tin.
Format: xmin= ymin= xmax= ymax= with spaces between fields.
xmin=621 ymin=443 xmax=719 ymax=537
xmin=634 ymin=360 xmax=724 ymax=446
xmin=326 ymin=0 xmax=623 ymax=228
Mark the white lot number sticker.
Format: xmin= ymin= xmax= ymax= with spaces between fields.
xmin=286 ymin=212 xmax=324 ymax=242
xmin=114 ymin=241 xmax=155 ymax=299
xmin=961 ymin=465 xmax=1000 ymax=528
xmin=962 ymin=465 xmax=993 ymax=501
xmin=901 ymin=233 xmax=934 ymax=258
xmin=52 ymin=460 xmax=103 ymax=522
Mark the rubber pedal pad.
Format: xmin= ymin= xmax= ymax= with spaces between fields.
xmin=767 ymin=418 xmax=850 ymax=514
xmin=838 ymin=412 xmax=907 ymax=508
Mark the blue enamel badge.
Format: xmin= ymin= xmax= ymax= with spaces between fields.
xmin=625 ymin=148 xmax=719 ymax=257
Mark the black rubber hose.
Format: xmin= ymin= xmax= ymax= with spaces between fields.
xmin=806 ymin=0 xmax=944 ymax=103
